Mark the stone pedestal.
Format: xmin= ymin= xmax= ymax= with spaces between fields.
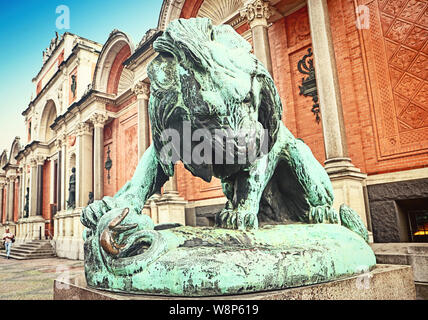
xmin=371 ymin=243 xmax=428 ymax=300
xmin=54 ymin=209 xmax=84 ymax=260
xmin=15 ymin=216 xmax=46 ymax=240
xmin=156 ymin=194 xmax=187 ymax=226
xmin=326 ymin=158 xmax=368 ymax=227
xmin=54 ymin=264 xmax=415 ymax=300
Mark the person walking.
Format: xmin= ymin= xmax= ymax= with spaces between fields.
xmin=3 ymin=228 xmax=15 ymax=259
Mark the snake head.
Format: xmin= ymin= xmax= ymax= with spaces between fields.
xmin=99 ymin=208 xmax=138 ymax=256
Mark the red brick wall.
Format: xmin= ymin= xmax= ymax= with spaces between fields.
xmin=328 ymin=0 xmax=428 ymax=175
xmin=269 ymin=6 xmax=326 ymax=165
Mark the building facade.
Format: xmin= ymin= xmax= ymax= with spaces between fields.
xmin=1 ymin=0 xmax=427 ymax=260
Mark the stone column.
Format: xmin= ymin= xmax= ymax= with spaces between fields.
xmin=29 ymin=158 xmax=38 ymax=217
xmin=17 ymin=174 xmax=22 ymax=220
xmin=55 ymin=138 xmax=63 ymax=213
xmin=90 ymin=113 xmax=108 ymax=200
xmin=133 ymin=80 xmax=151 ymax=159
xmin=59 ymin=134 xmax=67 ymax=211
xmin=307 ymin=0 xmax=368 ymax=227
xmin=35 ymin=156 xmax=45 ymax=216
xmin=20 ymin=166 xmax=26 ymax=219
xmin=241 ymin=0 xmax=273 ymax=75
xmin=7 ymin=176 xmax=15 ymax=222
xmin=0 ymin=183 xmax=4 ymax=223
xmin=76 ymin=122 xmax=93 ymax=208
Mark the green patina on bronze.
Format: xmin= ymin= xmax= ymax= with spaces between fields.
xmin=81 ymin=17 xmax=375 ymax=296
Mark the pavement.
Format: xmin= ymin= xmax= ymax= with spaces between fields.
xmin=0 ymin=255 xmax=84 ymax=300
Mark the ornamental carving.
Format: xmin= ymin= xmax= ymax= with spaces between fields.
xmin=132 ymin=80 xmax=150 ymax=100
xmin=75 ymin=122 xmax=92 ymax=136
xmin=90 ymin=113 xmax=109 ymax=128
xmin=34 ymin=154 xmax=46 ymax=166
xmin=240 ymin=0 xmax=271 ymax=27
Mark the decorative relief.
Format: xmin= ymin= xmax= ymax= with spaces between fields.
xmin=399 ymin=0 xmax=426 ymax=22
xmin=400 ymin=104 xmax=428 ymax=129
xmin=380 ymin=13 xmax=394 ymax=34
xmin=377 ymin=0 xmax=389 ymax=10
xmin=408 ymin=53 xmax=428 ymax=79
xmin=386 ymin=19 xmax=413 ymax=43
xmin=389 ymin=46 xmax=417 ymax=69
xmin=394 ymin=94 xmax=409 ymax=115
xmin=423 ymin=42 xmax=428 ymax=55
xmin=383 ymin=0 xmax=407 ymax=16
xmin=420 ymin=7 xmax=428 ymax=26
xmin=285 ymin=6 xmax=310 ymax=47
xmin=395 ymin=74 xmax=421 ymax=99
xmin=363 ymin=0 xmax=428 ymax=158
xmin=413 ymin=82 xmax=428 ymax=106
xmin=389 ymin=66 xmax=403 ymax=87
xmin=404 ymin=27 xmax=428 ymax=50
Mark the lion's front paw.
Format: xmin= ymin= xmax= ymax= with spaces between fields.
xmin=308 ymin=205 xmax=339 ymax=224
xmin=81 ymin=196 xmax=116 ymax=230
xmin=215 ymin=209 xmax=258 ymax=230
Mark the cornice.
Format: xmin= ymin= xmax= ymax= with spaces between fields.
xmin=23 ymin=42 xmax=101 ymax=116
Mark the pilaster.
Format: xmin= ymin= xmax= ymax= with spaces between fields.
xmin=306 ymin=0 xmax=368 ymax=226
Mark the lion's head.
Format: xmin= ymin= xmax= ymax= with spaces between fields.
xmin=148 ymin=18 xmax=283 ymax=181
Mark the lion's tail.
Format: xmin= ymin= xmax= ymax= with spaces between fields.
xmin=338 ymin=204 xmax=369 ymax=243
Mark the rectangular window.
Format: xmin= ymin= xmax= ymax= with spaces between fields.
xmin=408 ymin=210 xmax=428 ymax=242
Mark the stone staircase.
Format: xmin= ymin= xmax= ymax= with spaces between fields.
xmin=1 ymin=240 xmax=55 ymax=260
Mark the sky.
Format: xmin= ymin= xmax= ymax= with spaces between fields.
xmin=0 ymin=0 xmax=163 ymax=155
